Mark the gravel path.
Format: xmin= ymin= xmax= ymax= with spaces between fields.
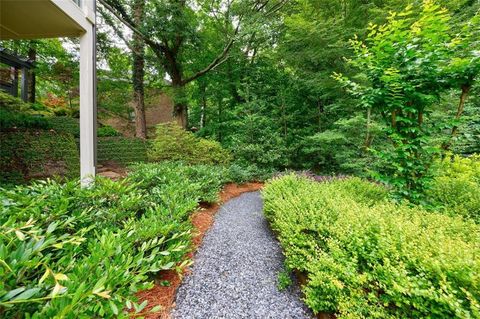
xmin=172 ymin=191 xmax=311 ymax=319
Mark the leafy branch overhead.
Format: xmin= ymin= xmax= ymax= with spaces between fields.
xmin=333 ymin=0 xmax=480 ymax=200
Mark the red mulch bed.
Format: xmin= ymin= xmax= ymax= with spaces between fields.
xmin=135 ymin=182 xmax=264 ymax=319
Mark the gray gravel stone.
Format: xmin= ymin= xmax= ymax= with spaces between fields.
xmin=172 ymin=191 xmax=312 ymax=319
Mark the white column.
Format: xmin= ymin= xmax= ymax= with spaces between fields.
xmin=79 ymin=23 xmax=96 ymax=186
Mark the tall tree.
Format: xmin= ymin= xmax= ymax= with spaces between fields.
xmin=99 ymin=0 xmax=287 ymax=128
xmin=132 ymin=0 xmax=147 ymax=138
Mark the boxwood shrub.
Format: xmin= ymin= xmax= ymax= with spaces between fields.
xmin=263 ymin=175 xmax=480 ymax=318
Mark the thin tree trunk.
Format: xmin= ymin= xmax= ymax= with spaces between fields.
xmin=28 ymin=44 xmax=36 ymax=103
xmin=364 ymin=108 xmax=373 ymax=149
xmin=200 ymin=82 xmax=207 ymax=128
xmin=442 ymin=84 xmax=471 ymax=151
xmin=132 ymin=0 xmax=147 ymax=139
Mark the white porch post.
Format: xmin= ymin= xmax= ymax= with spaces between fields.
xmin=79 ymin=14 xmax=96 ymax=186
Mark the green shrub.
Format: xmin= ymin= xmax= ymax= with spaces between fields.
xmin=0 ymin=109 xmax=51 ymax=131
xmin=149 ymin=122 xmax=232 ymax=165
xmin=263 ymin=175 xmax=480 ymax=318
xmin=97 ymin=125 xmax=121 ymax=137
xmin=128 ymin=162 xmax=226 ymax=203
xmin=0 ymin=93 xmax=52 ymax=131
xmin=225 ymin=162 xmax=274 ymax=184
xmin=0 ymin=161 xmax=226 ymax=317
xmin=224 ymin=114 xmax=288 ymax=170
xmin=427 ymin=154 xmax=480 ymax=223
xmin=0 ymin=91 xmax=29 ymax=112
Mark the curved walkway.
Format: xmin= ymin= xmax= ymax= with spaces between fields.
xmin=172 ymin=191 xmax=311 ymax=319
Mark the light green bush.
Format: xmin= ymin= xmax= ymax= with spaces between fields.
xmin=427 ymin=155 xmax=480 ymax=223
xmin=263 ymin=175 xmax=480 ymax=318
xmin=427 ymin=154 xmax=480 ymax=223
xmin=149 ymin=122 xmax=232 ymax=165
xmin=0 ymin=161 xmax=226 ymax=317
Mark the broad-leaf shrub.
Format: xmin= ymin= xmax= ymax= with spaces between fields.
xmin=225 ymin=163 xmax=274 ymax=184
xmin=428 ymin=154 xmax=480 ymax=222
xmin=0 ymin=162 xmax=224 ymax=317
xmin=263 ymin=175 xmax=480 ymax=318
xmin=149 ymin=122 xmax=232 ymax=165
xmin=128 ymin=162 xmax=226 ymax=203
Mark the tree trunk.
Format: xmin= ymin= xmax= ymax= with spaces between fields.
xmin=200 ymin=82 xmax=207 ymax=128
xmin=171 ymin=76 xmax=188 ymax=129
xmin=364 ymin=108 xmax=373 ymax=149
xmin=442 ymin=84 xmax=471 ymax=151
xmin=28 ymin=44 xmax=36 ymax=103
xmin=132 ymin=0 xmax=147 ymax=139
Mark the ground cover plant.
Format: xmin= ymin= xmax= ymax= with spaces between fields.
xmin=263 ymin=174 xmax=480 ymax=318
xmin=0 ymin=162 xmax=226 ymax=318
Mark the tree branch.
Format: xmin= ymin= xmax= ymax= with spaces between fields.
xmin=98 ymin=6 xmax=136 ymax=53
xmin=182 ymin=23 xmax=240 ymax=85
xmin=98 ymin=0 xmax=165 ymax=54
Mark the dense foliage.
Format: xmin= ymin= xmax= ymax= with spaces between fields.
xmin=263 ymin=174 xmax=480 ymax=318
xmin=149 ymin=122 xmax=232 ymax=165
xmin=428 ymin=154 xmax=480 ymax=223
xmin=0 ymin=92 xmax=52 ymax=131
xmin=0 ymin=162 xmax=226 ymax=317
xmin=335 ymin=1 xmax=480 ymax=200
xmin=0 ymin=131 xmax=79 ymax=185
xmin=1 ymin=1 xmax=479 ymax=316
xmin=97 ymin=137 xmax=150 ymax=165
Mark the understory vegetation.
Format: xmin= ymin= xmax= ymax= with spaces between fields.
xmin=263 ymin=174 xmax=480 ymax=318
xmin=0 ymin=162 xmax=230 ymax=317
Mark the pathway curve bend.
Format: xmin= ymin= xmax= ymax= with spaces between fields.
xmin=172 ymin=191 xmax=311 ymax=319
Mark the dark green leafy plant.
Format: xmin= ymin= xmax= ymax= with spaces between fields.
xmin=97 ymin=125 xmax=121 ymax=137
xmin=0 ymin=161 xmax=228 ymax=317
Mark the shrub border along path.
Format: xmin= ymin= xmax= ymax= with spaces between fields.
xmin=137 ymin=182 xmax=264 ymax=318
xmin=172 ymin=191 xmax=311 ymax=319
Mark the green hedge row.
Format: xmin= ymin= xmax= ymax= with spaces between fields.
xmin=263 ymin=175 xmax=480 ymax=318
xmin=48 ymin=117 xmax=80 ymax=137
xmin=0 ymin=131 xmax=79 ymax=185
xmin=97 ymin=137 xmax=150 ymax=165
xmin=0 ymin=162 xmax=226 ymax=317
